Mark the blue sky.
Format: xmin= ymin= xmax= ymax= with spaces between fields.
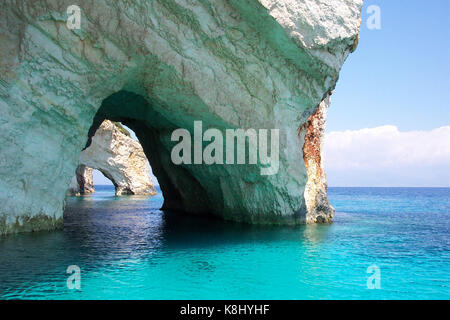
xmin=328 ymin=0 xmax=449 ymax=132
xmin=324 ymin=0 xmax=450 ymax=187
xmin=93 ymin=1 xmax=450 ymax=187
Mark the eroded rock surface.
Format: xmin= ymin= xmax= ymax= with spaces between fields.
xmin=68 ymin=120 xmax=156 ymax=196
xmin=0 ymin=0 xmax=362 ymax=235
xmin=301 ymin=93 xmax=334 ymax=223
xmin=67 ymin=165 xmax=95 ymax=196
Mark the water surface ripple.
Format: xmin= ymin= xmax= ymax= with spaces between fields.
xmin=0 ymin=187 xmax=448 ymax=299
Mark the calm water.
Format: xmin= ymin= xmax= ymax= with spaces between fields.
xmin=0 ymin=186 xmax=448 ymax=299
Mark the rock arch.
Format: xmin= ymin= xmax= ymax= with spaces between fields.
xmin=67 ymin=120 xmax=156 ymax=196
xmin=0 ymin=0 xmax=362 ymax=235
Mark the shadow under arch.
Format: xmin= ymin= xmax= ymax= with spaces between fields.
xmin=83 ymin=90 xmax=215 ymax=216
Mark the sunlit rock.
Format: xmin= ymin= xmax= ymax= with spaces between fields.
xmin=0 ymin=0 xmax=362 ymax=235
xmin=67 ymin=120 xmax=156 ymax=196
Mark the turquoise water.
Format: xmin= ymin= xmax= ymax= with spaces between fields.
xmin=0 ymin=186 xmax=448 ymax=299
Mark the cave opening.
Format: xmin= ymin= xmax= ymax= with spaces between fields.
xmin=90 ymin=167 xmax=124 ymax=195
xmin=92 ymin=168 xmax=113 ymax=189
xmin=77 ymin=89 xmax=213 ymax=216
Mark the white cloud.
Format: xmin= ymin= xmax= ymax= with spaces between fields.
xmin=324 ymin=126 xmax=450 ymax=186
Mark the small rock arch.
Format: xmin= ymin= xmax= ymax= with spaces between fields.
xmin=67 ymin=120 xmax=156 ymax=196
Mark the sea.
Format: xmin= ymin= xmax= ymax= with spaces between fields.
xmin=0 ymin=186 xmax=448 ymax=299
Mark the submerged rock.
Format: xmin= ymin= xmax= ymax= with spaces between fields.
xmin=67 ymin=120 xmax=157 ymax=196
xmin=0 ymin=0 xmax=362 ymax=235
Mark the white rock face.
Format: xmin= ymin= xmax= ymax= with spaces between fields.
xmin=0 ymin=0 xmax=362 ymax=235
xmin=68 ymin=120 xmax=156 ymax=196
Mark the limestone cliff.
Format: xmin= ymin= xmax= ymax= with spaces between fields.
xmin=67 ymin=120 xmax=157 ymax=196
xmin=0 ymin=0 xmax=362 ymax=235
